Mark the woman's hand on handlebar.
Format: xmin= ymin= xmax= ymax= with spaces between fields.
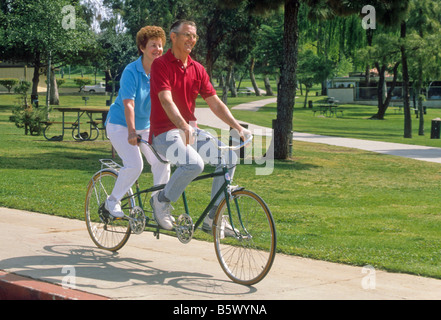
xmin=128 ymin=131 xmax=139 ymax=146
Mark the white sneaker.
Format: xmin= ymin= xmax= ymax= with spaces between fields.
xmin=150 ymin=193 xmax=174 ymax=230
xmin=105 ymin=197 xmax=124 ymax=218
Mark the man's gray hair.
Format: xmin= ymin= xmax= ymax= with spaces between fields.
xmin=170 ymin=20 xmax=197 ymax=35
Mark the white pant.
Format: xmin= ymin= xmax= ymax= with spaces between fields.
xmin=106 ymin=122 xmax=170 ymax=201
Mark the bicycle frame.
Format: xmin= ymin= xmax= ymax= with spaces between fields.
xmin=122 ymin=167 xmax=231 ymax=232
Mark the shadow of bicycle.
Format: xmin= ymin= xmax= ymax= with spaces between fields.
xmin=0 ymin=244 xmax=256 ymax=298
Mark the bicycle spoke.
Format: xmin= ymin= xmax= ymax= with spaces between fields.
xmin=85 ymin=170 xmax=132 ymax=251
xmin=214 ymin=190 xmax=276 ymax=285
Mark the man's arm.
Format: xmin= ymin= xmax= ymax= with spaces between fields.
xmin=158 ymin=90 xmax=195 ymax=145
xmin=205 ymin=95 xmax=251 ymax=137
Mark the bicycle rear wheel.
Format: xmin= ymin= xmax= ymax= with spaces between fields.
xmin=213 ymin=189 xmax=276 ymax=285
xmin=84 ymin=170 xmax=134 ymax=251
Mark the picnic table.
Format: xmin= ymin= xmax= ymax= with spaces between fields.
xmin=313 ymin=97 xmax=343 ymax=117
xmin=42 ymin=106 xmax=109 ymax=141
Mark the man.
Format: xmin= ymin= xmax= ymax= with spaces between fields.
xmin=149 ymin=20 xmax=251 ymax=232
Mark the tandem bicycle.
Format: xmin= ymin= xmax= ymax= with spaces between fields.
xmin=84 ymin=131 xmax=276 ymax=285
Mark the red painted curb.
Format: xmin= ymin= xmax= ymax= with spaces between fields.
xmin=0 ymin=270 xmax=110 ymax=300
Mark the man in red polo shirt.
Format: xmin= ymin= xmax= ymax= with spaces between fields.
xmin=150 ymin=20 xmax=250 ymax=231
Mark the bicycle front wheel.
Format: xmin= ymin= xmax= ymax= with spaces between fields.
xmin=213 ymin=189 xmax=276 ymax=285
xmin=84 ymin=170 xmax=134 ymax=251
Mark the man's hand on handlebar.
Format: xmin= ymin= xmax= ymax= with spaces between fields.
xmin=182 ymin=124 xmax=196 ymax=146
xmin=239 ymin=127 xmax=252 ymax=143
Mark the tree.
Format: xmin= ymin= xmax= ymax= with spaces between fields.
xmin=358 ymin=33 xmax=401 ymax=120
xmin=253 ymin=15 xmax=285 ymax=96
xmin=221 ymin=15 xmax=262 ymax=100
xmin=400 ymin=20 xmax=412 ymax=138
xmin=221 ymin=0 xmax=300 ymax=160
xmin=98 ymin=16 xmax=137 ymax=104
xmin=405 ymin=0 xmax=441 ymax=136
xmin=297 ymin=49 xmax=334 ymax=108
xmin=103 ymin=0 xmax=191 ymax=39
xmin=1 ymin=0 xmax=95 ymax=112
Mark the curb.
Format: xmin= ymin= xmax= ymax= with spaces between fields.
xmin=0 ymin=270 xmax=110 ymax=300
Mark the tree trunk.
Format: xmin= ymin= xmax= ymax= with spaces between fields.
xmin=321 ymin=80 xmax=327 ymax=96
xmin=274 ymin=0 xmax=300 ymax=159
xmin=417 ymin=61 xmax=425 ymax=136
xmin=418 ymin=95 xmax=425 ymax=136
xmin=228 ymin=65 xmax=237 ymax=97
xmin=303 ymin=87 xmax=309 ymax=108
xmin=205 ymin=49 xmax=215 ymax=81
xmin=401 ymin=21 xmax=412 ymax=138
xmin=374 ymin=63 xmax=386 ymax=119
xmin=31 ymin=55 xmax=41 ymax=100
xmin=371 ymin=62 xmax=399 ymax=120
xmin=264 ymin=76 xmax=274 ymax=96
xmin=222 ymin=74 xmax=228 ymax=104
xmin=249 ymin=57 xmax=261 ymax=96
xmin=365 ymin=29 xmax=374 ymax=86
xmin=50 ymin=67 xmax=59 ymax=105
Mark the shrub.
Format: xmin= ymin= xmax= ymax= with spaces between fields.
xmin=10 ymin=80 xmax=45 ymax=135
xmin=73 ymin=77 xmax=92 ymax=92
xmin=0 ymin=78 xmax=19 ymax=93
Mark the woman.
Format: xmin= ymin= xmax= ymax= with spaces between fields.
xmin=105 ymin=26 xmax=170 ymax=218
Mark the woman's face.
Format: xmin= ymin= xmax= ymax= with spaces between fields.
xmin=140 ymin=37 xmax=163 ymax=61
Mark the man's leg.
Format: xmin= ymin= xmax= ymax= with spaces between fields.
xmin=154 ymin=129 xmax=204 ymax=202
xmin=195 ymin=129 xmax=238 ymax=235
xmin=151 ymin=129 xmax=204 ymax=230
xmin=195 ymin=129 xmax=238 ymax=206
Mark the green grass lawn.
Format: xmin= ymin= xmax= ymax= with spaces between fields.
xmin=1 ymin=89 xmax=441 ymax=280
xmin=232 ymin=92 xmax=441 ymax=148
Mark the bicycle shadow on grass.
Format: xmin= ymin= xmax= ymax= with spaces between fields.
xmin=0 ymin=244 xmax=257 ymax=298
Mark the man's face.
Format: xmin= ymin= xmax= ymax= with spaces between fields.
xmin=172 ymin=24 xmax=198 ymax=55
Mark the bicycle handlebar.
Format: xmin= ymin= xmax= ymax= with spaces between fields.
xmin=199 ymin=130 xmax=253 ymax=151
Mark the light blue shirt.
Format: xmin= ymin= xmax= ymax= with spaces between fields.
xmin=106 ymin=56 xmax=151 ymax=130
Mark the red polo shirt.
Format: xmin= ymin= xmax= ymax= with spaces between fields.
xmin=150 ymin=49 xmax=217 ymax=138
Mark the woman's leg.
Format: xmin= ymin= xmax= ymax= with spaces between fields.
xmin=106 ymin=123 xmax=143 ymax=203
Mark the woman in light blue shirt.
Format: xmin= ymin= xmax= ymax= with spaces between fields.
xmin=105 ymin=26 xmax=170 ymax=218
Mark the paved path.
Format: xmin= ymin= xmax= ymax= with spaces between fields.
xmin=1 ymin=207 xmax=441 ymax=300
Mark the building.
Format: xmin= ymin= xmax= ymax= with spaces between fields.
xmin=0 ymin=62 xmax=47 ymax=93
xmin=328 ymin=72 xmax=441 ymax=108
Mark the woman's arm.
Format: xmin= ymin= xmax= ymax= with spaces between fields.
xmin=123 ymin=99 xmax=138 ymax=145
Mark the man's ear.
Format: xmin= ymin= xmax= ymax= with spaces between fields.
xmin=170 ymin=32 xmax=177 ymax=42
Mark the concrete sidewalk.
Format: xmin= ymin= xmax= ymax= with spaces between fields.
xmin=1 ymin=207 xmax=441 ymax=300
